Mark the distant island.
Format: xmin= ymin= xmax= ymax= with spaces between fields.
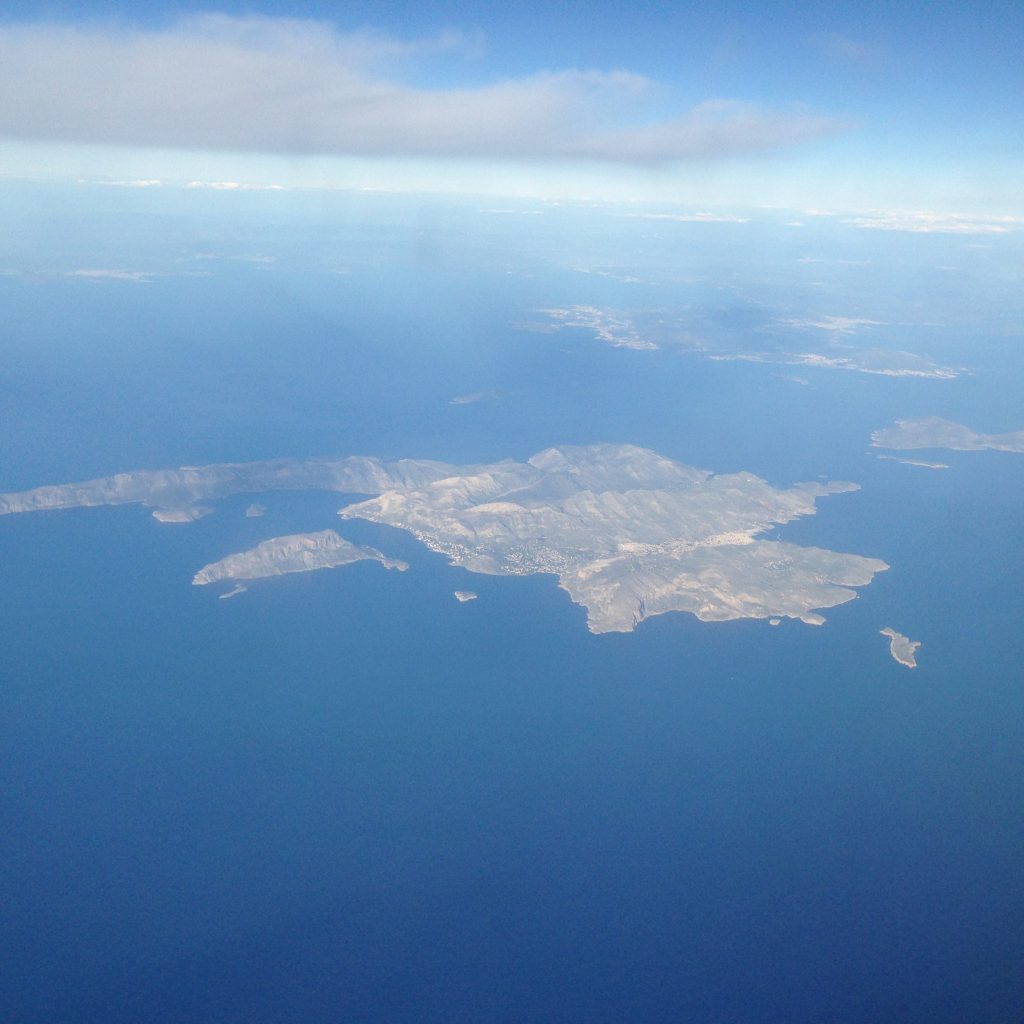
xmin=873 ymin=417 xmax=1024 ymax=454
xmin=531 ymin=306 xmax=960 ymax=379
xmin=875 ymin=454 xmax=949 ymax=470
xmin=454 ymin=591 xmax=478 ymax=603
xmin=153 ymin=505 xmax=211 ymax=523
xmin=0 ymin=444 xmax=889 ymax=635
xmin=881 ymin=627 xmax=921 ymax=668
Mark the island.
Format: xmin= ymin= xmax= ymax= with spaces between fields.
xmin=0 ymin=453 xmax=459 ymax=518
xmin=454 ymin=590 xmax=478 ymax=602
xmin=0 ymin=444 xmax=890 ymax=636
xmin=534 ymin=305 xmax=658 ymax=351
xmin=192 ymin=530 xmax=408 ymax=586
xmin=768 ymin=348 xmax=958 ymax=380
xmin=872 ymin=417 xmax=1024 ymax=453
xmin=152 ymin=506 xmax=212 ymax=523
xmin=875 ymin=454 xmax=949 ymax=469
xmin=338 ymin=444 xmax=888 ymax=633
xmin=531 ymin=307 xmax=959 ymax=378
xmin=880 ymin=627 xmax=921 ymax=668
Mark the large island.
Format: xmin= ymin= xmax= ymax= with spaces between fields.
xmin=0 ymin=444 xmax=889 ymax=635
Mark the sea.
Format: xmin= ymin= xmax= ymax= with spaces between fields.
xmin=1 ymin=183 xmax=1022 ymax=1022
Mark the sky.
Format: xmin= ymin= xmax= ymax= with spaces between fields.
xmin=0 ymin=0 xmax=1022 ymax=213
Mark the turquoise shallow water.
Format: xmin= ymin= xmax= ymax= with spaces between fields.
xmin=2 ymin=191 xmax=1023 ymax=1021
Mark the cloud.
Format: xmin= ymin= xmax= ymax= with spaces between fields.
xmin=638 ymin=211 xmax=750 ymax=223
xmin=66 ymin=268 xmax=153 ymax=282
xmin=0 ymin=15 xmax=841 ymax=163
xmin=844 ymin=211 xmax=1024 ymax=234
xmin=185 ymin=180 xmax=286 ymax=191
xmin=96 ymin=178 xmax=164 ymax=187
xmin=815 ymin=32 xmax=876 ymax=65
xmin=449 ymin=390 xmax=502 ymax=405
xmin=557 ymin=99 xmax=838 ymax=162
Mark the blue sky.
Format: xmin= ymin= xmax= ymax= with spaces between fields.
xmin=1 ymin=1 xmax=1021 ymax=214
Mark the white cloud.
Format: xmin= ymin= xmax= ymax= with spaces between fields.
xmin=815 ymin=32 xmax=876 ymax=65
xmin=844 ymin=210 xmax=1024 ymax=234
xmin=639 ymin=211 xmax=750 ymax=223
xmin=185 ymin=180 xmax=287 ymax=191
xmin=97 ymin=178 xmax=164 ymax=187
xmin=0 ymin=15 xmax=840 ymax=163
xmin=449 ymin=390 xmax=502 ymax=405
xmin=66 ymin=268 xmax=153 ymax=282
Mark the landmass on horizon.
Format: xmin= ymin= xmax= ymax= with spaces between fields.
xmin=531 ymin=306 xmax=962 ymax=380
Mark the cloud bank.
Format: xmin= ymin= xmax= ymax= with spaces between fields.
xmin=0 ymin=14 xmax=839 ymax=162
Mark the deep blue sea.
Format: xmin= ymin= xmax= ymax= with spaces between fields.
xmin=2 ymin=186 xmax=1022 ymax=1022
